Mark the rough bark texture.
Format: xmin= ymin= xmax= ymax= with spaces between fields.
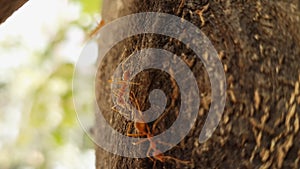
xmin=0 ymin=0 xmax=29 ymax=24
xmin=96 ymin=0 xmax=300 ymax=168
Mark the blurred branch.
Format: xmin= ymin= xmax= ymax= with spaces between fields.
xmin=0 ymin=0 xmax=29 ymax=24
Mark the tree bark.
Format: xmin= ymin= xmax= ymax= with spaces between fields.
xmin=0 ymin=0 xmax=29 ymax=24
xmin=96 ymin=0 xmax=300 ymax=168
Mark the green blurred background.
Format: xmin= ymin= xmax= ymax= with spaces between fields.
xmin=0 ymin=0 xmax=102 ymax=168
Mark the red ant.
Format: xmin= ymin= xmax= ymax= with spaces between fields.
xmin=126 ymin=92 xmax=191 ymax=168
xmin=109 ymin=69 xmax=139 ymax=118
xmin=109 ymin=62 xmax=190 ymax=168
xmin=114 ymin=70 xmax=131 ymax=105
xmin=86 ymin=19 xmax=105 ymax=40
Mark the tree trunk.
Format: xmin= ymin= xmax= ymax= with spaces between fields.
xmin=96 ymin=0 xmax=300 ymax=168
xmin=0 ymin=0 xmax=29 ymax=24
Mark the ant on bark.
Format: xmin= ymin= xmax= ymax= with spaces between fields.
xmin=109 ymin=71 xmax=190 ymax=168
xmin=88 ymin=19 xmax=105 ymax=39
xmin=125 ymin=87 xmax=191 ymax=168
xmin=107 ymin=46 xmax=190 ymax=169
xmin=109 ymin=70 xmax=140 ymax=119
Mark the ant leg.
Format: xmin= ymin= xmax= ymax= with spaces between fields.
xmin=152 ymin=160 xmax=157 ymax=169
xmin=146 ymin=142 xmax=155 ymax=162
xmin=109 ymin=79 xmax=140 ymax=85
xmin=155 ymin=140 xmax=178 ymax=149
xmin=152 ymin=106 xmax=172 ymax=132
xmin=108 ymin=78 xmax=122 ymax=84
xmin=111 ymin=105 xmax=130 ymax=118
xmin=152 ymin=77 xmax=177 ymax=131
xmin=126 ymin=122 xmax=133 ymax=135
xmin=126 ymin=135 xmax=149 ymax=146
xmin=161 ymin=155 xmax=191 ymax=166
xmin=129 ymin=91 xmax=141 ymax=112
xmin=121 ymin=55 xmax=132 ymax=73
xmin=126 ymin=119 xmax=148 ymax=140
xmin=129 ymin=91 xmax=154 ymax=139
xmin=110 ymin=89 xmax=132 ymax=116
xmin=152 ymin=69 xmax=179 ymax=132
xmin=128 ymin=91 xmax=147 ymax=123
xmin=111 ymin=88 xmax=135 ymax=116
xmin=126 ymin=133 xmax=147 ymax=137
xmin=132 ymin=137 xmax=149 ymax=145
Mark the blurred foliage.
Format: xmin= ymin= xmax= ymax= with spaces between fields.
xmin=0 ymin=0 xmax=102 ymax=168
xmin=76 ymin=0 xmax=102 ymax=14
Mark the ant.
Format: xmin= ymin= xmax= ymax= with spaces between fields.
xmin=109 ymin=70 xmax=140 ymax=118
xmin=86 ymin=19 xmax=105 ymax=40
xmin=110 ymin=70 xmax=133 ymax=105
xmin=109 ymin=62 xmax=190 ymax=168
xmin=126 ymin=92 xmax=191 ymax=168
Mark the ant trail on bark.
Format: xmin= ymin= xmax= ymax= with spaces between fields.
xmin=127 ymin=92 xmax=191 ymax=168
